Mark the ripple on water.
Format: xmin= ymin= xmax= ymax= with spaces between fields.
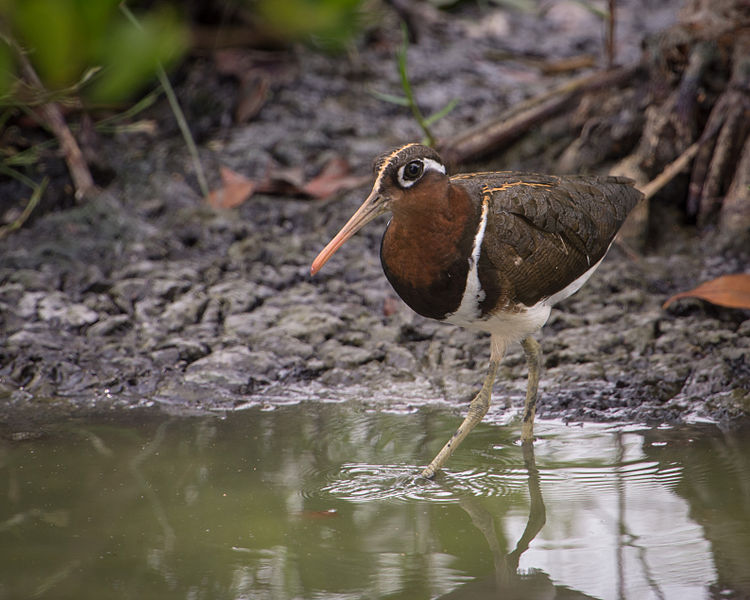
xmin=535 ymin=460 xmax=684 ymax=503
xmin=314 ymin=463 xmax=531 ymax=503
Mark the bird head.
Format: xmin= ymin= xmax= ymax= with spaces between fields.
xmin=311 ymin=143 xmax=447 ymax=275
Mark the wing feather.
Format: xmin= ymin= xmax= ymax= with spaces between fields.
xmin=451 ymin=173 xmax=641 ymax=309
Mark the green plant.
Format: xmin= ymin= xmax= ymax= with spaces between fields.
xmin=255 ymin=0 xmax=367 ymax=51
xmin=0 ymin=0 xmax=188 ymax=104
xmin=371 ymin=24 xmax=457 ymax=147
xmin=0 ymin=1 xmax=196 ymax=206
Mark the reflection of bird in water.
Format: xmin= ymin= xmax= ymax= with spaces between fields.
xmin=435 ymin=444 xmax=594 ymax=599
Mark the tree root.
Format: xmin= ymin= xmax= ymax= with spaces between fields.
xmin=691 ymin=31 xmax=750 ymax=227
xmin=437 ymin=65 xmax=639 ymax=166
xmin=439 ymin=1 xmax=750 ymax=242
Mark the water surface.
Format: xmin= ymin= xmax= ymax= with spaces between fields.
xmin=2 ymin=402 xmax=749 ymax=599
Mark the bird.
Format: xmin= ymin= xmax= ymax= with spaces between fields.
xmin=311 ymin=143 xmax=642 ymax=478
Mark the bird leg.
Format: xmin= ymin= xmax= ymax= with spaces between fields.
xmin=520 ymin=336 xmax=541 ymax=443
xmin=421 ymin=360 xmax=499 ymax=478
xmin=421 ymin=335 xmax=506 ymax=479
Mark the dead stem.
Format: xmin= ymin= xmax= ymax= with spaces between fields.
xmin=13 ymin=43 xmax=96 ymax=201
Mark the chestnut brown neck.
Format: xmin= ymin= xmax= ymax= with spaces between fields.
xmin=380 ymin=183 xmax=481 ymax=320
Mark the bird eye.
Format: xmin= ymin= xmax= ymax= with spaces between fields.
xmin=403 ymin=160 xmax=423 ymax=181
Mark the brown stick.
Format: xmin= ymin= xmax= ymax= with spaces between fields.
xmin=13 ymin=41 xmax=96 ymax=201
xmin=438 ymin=64 xmax=639 ymax=165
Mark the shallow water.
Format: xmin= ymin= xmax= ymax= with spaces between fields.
xmin=2 ymin=403 xmax=749 ymax=600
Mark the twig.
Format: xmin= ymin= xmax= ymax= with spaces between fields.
xmin=641 ymin=142 xmax=700 ymax=200
xmin=12 ymin=43 xmax=95 ymax=201
xmin=641 ymin=140 xmax=700 ymax=201
xmin=119 ymin=2 xmax=209 ymax=199
xmin=439 ymin=64 xmax=639 ymax=165
xmin=0 ymin=177 xmax=47 ymax=240
xmin=155 ymin=66 xmax=209 ymax=198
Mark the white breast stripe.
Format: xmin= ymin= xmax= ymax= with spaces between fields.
xmin=444 ymin=196 xmax=489 ymax=327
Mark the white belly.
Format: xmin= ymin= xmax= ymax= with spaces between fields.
xmin=444 ymin=253 xmax=606 ymax=343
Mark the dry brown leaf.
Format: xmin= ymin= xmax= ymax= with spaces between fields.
xmin=663 ymin=273 xmax=750 ymax=310
xmin=207 ymin=166 xmax=256 ymax=209
xmin=207 ymin=157 xmax=368 ymax=206
xmin=383 ymin=296 xmax=399 ymax=317
xmin=213 ymin=48 xmax=256 ymax=78
xmin=297 ymin=509 xmax=338 ymax=520
xmin=257 ymin=166 xmax=306 ymax=195
xmin=213 ymin=49 xmax=291 ymax=124
xmin=302 ymin=157 xmax=369 ymax=200
xmin=236 ymin=72 xmax=270 ymax=123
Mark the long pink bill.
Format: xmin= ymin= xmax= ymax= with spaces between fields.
xmin=310 ymin=191 xmax=387 ymax=275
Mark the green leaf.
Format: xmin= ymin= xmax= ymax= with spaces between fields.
xmin=0 ymin=43 xmax=12 ymax=98
xmin=568 ymin=0 xmax=608 ymax=19
xmin=90 ymin=7 xmax=187 ymax=102
xmin=11 ymin=0 xmax=83 ymax=88
xmin=257 ymin=0 xmax=365 ymax=51
xmin=487 ymin=0 xmax=539 ymax=12
xmin=369 ymin=89 xmax=409 ymax=106
xmin=424 ymin=98 xmax=458 ymax=126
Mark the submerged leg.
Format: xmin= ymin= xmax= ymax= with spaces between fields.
xmin=520 ymin=336 xmax=541 ymax=443
xmin=421 ymin=335 xmax=506 ymax=479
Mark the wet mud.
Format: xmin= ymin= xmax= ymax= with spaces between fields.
xmin=1 ymin=0 xmax=748 ymax=433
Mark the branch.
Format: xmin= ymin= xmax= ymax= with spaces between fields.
xmin=438 ymin=64 xmax=639 ymax=165
xmin=12 ymin=39 xmax=96 ymax=201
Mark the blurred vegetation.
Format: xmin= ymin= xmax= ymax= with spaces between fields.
xmin=0 ymin=0 xmax=188 ymax=105
xmin=0 ymin=0 xmax=191 ymax=227
xmin=255 ymin=0 xmax=369 ymax=51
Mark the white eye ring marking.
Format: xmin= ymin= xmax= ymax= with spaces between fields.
xmin=397 ymin=157 xmax=446 ymax=188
